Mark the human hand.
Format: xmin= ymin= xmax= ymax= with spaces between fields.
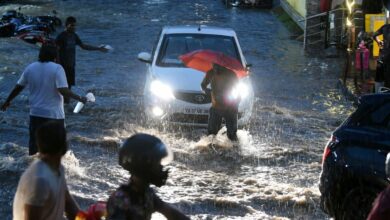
xmin=1 ymin=101 xmax=10 ymax=111
xmin=80 ymin=96 xmax=88 ymax=104
xmin=100 ymin=46 xmax=109 ymax=52
xmin=378 ymin=40 xmax=384 ymax=48
xmin=99 ymin=44 xmax=111 ymax=53
xmin=203 ymin=88 xmax=211 ymax=96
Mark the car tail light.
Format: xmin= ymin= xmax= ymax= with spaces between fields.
xmin=322 ymin=135 xmax=339 ymax=164
xmin=322 ymin=147 xmax=331 ymax=164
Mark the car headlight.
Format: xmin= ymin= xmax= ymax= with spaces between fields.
xmin=150 ymin=80 xmax=175 ymax=100
xmin=230 ymin=82 xmax=250 ymax=100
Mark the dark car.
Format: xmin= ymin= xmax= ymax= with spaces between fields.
xmin=319 ymin=93 xmax=390 ymax=220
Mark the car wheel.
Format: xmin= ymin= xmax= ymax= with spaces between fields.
xmin=337 ymin=186 xmax=379 ymax=220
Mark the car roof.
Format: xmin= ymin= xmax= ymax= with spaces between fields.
xmin=161 ymin=25 xmax=237 ymax=37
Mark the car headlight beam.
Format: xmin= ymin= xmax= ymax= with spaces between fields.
xmin=229 ymin=82 xmax=250 ymax=100
xmin=237 ymin=82 xmax=249 ymax=99
xmin=150 ymin=80 xmax=175 ymax=100
xmin=152 ymin=106 xmax=164 ymax=117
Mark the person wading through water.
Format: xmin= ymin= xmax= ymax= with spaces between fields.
xmin=201 ymin=63 xmax=240 ymax=141
xmin=12 ymin=121 xmax=81 ymax=220
xmin=106 ymin=133 xmax=189 ymax=220
xmin=1 ymin=44 xmax=87 ymax=155
xmin=56 ymin=16 xmax=108 ymax=103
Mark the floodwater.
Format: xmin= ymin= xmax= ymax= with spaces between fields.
xmin=0 ymin=0 xmax=354 ymax=219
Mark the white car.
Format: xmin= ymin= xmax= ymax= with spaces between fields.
xmin=138 ymin=25 xmax=254 ymax=126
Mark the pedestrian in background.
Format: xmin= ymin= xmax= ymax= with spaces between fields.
xmin=56 ymin=16 xmax=108 ymax=103
xmin=373 ymin=23 xmax=390 ymax=91
xmin=107 ymin=133 xmax=189 ymax=220
xmin=201 ymin=63 xmax=240 ymax=141
xmin=12 ymin=121 xmax=80 ymax=220
xmin=1 ymin=44 xmax=87 ymax=155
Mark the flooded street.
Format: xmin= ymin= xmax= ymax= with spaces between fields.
xmin=0 ymin=0 xmax=355 ymax=219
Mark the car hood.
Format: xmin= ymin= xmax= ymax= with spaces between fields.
xmin=152 ymin=66 xmax=205 ymax=92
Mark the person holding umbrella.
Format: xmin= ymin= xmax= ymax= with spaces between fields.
xmin=201 ymin=63 xmax=240 ymax=141
xmin=179 ymin=49 xmax=247 ymax=141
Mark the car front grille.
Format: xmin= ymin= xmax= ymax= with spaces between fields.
xmin=168 ymin=113 xmax=209 ymax=124
xmin=166 ymin=112 xmax=243 ymax=125
xmin=174 ymin=92 xmax=211 ymax=104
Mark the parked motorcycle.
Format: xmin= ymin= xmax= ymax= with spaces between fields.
xmin=0 ymin=8 xmax=61 ymax=43
xmin=17 ymin=31 xmax=54 ymax=45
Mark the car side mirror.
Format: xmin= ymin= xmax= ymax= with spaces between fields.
xmin=245 ymin=63 xmax=252 ymax=71
xmin=137 ymin=52 xmax=152 ymax=63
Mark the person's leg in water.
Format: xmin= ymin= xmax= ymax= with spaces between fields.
xmin=29 ymin=116 xmax=47 ymax=155
xmin=208 ymin=107 xmax=222 ymax=135
xmin=384 ymin=59 xmax=390 ymax=89
xmin=29 ymin=116 xmax=64 ymax=155
xmin=63 ymin=66 xmax=75 ymax=104
xmin=225 ymin=108 xmax=238 ymax=141
xmin=375 ymin=59 xmax=385 ymax=93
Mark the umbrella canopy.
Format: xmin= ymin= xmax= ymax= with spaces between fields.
xmin=179 ymin=49 xmax=248 ymax=78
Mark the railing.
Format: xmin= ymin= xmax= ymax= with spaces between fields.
xmin=302 ymin=8 xmax=363 ymax=50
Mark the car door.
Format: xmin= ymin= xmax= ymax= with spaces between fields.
xmin=353 ymin=100 xmax=390 ymax=178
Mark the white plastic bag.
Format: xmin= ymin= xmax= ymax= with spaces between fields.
xmin=73 ymin=92 xmax=95 ymax=113
xmin=86 ymin=92 xmax=95 ymax=102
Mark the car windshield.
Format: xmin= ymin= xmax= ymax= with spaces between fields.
xmin=156 ymin=33 xmax=240 ymax=67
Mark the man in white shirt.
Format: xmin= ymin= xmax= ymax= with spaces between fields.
xmin=13 ymin=121 xmax=80 ymax=220
xmin=1 ymin=44 xmax=87 ymax=155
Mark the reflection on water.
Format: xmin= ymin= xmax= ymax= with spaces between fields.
xmin=0 ymin=0 xmax=354 ymax=219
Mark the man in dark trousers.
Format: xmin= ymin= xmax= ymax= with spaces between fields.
xmin=56 ymin=16 xmax=108 ymax=103
xmin=1 ymin=44 xmax=87 ymax=155
xmin=201 ymin=63 xmax=240 ymax=141
xmin=373 ymin=23 xmax=390 ymax=90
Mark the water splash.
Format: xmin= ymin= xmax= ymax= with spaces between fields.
xmin=0 ymin=143 xmax=32 ymax=173
xmin=62 ymin=150 xmax=85 ymax=177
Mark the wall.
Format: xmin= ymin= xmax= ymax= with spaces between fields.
xmin=286 ymin=0 xmax=307 ymax=17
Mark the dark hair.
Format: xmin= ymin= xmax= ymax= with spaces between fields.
xmin=36 ymin=121 xmax=68 ymax=155
xmin=65 ymin=16 xmax=76 ymax=26
xmin=38 ymin=44 xmax=57 ymax=62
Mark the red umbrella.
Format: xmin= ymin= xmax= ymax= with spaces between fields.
xmin=179 ymin=49 xmax=248 ymax=78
